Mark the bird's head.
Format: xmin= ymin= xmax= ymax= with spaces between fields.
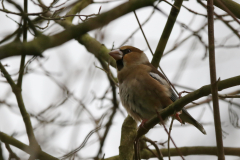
xmin=109 ymin=46 xmax=149 ymax=71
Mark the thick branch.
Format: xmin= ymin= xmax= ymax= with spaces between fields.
xmin=0 ymin=0 xmax=156 ymax=60
xmin=151 ymin=0 xmax=183 ymax=67
xmin=0 ymin=132 xmax=58 ymax=160
xmin=78 ymin=34 xmax=116 ymax=68
xmin=104 ymin=146 xmax=240 ymax=160
xmin=119 ymin=116 xmax=137 ymax=160
xmin=136 ymin=75 xmax=240 ymax=139
xmin=45 ymin=3 xmax=116 ymax=68
xmin=214 ymin=0 xmax=240 ymax=19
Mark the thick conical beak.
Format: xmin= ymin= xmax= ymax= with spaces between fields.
xmin=109 ymin=49 xmax=123 ymax=60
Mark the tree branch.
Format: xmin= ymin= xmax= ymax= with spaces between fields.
xmin=65 ymin=0 xmax=93 ymax=22
xmin=103 ymin=146 xmax=240 ymax=160
xmin=95 ymin=57 xmax=119 ymax=158
xmin=151 ymin=0 xmax=183 ymax=67
xmin=213 ymin=0 xmax=240 ymax=19
xmin=0 ymin=0 xmax=157 ymax=60
xmin=0 ymin=132 xmax=58 ymax=160
xmin=42 ymin=2 xmax=117 ymax=68
xmin=78 ymin=34 xmax=116 ymax=68
xmin=119 ymin=116 xmax=137 ymax=160
xmin=0 ymin=62 xmax=40 ymax=156
xmin=136 ymin=75 xmax=240 ymax=139
xmin=207 ymin=0 xmax=225 ymax=159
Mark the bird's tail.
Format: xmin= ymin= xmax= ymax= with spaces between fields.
xmin=179 ymin=108 xmax=206 ymax=135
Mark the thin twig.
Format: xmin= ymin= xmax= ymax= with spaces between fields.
xmin=5 ymin=143 xmax=20 ymax=160
xmin=143 ymin=137 xmax=163 ymax=160
xmin=119 ymin=4 xmax=157 ymax=47
xmin=16 ymin=0 xmax=27 ymax=89
xmin=0 ymin=8 xmax=49 ymax=16
xmin=95 ymin=58 xmax=119 ymax=158
xmin=197 ymin=0 xmax=240 ymax=40
xmin=134 ymin=139 xmax=140 ymax=160
xmin=215 ymin=0 xmax=240 ymax=25
xmin=156 ymin=111 xmax=185 ymax=160
xmin=60 ymin=126 xmax=102 ymax=160
xmin=133 ymin=11 xmax=154 ymax=55
xmin=182 ymin=4 xmax=207 ymax=17
xmin=0 ymin=28 xmax=22 ymax=44
xmin=168 ymin=114 xmax=175 ymax=160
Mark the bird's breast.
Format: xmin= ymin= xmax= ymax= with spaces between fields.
xmin=119 ymin=77 xmax=167 ymax=122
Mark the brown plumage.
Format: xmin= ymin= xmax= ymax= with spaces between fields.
xmin=109 ymin=46 xmax=206 ymax=134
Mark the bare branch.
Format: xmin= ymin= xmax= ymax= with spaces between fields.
xmin=151 ymin=0 xmax=183 ymax=67
xmin=0 ymin=132 xmax=58 ymax=160
xmin=136 ymin=75 xmax=240 ymax=139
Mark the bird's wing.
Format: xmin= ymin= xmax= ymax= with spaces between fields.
xmin=145 ymin=63 xmax=206 ymax=134
xmin=145 ymin=63 xmax=179 ymax=103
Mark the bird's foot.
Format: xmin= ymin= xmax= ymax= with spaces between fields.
xmin=178 ymin=91 xmax=191 ymax=98
xmin=172 ymin=111 xmax=183 ymax=124
xmin=139 ymin=119 xmax=148 ymax=130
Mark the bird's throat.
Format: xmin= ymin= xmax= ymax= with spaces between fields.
xmin=116 ymin=59 xmax=124 ymax=71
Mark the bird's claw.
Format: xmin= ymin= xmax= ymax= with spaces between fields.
xmin=139 ymin=119 xmax=148 ymax=130
xmin=173 ymin=111 xmax=183 ymax=124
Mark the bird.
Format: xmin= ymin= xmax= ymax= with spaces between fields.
xmin=109 ymin=45 xmax=206 ymax=134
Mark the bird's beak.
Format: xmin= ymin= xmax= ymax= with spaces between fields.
xmin=109 ymin=49 xmax=123 ymax=60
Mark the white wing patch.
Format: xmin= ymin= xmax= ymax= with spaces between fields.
xmin=149 ymin=72 xmax=169 ymax=86
xmin=149 ymin=72 xmax=172 ymax=97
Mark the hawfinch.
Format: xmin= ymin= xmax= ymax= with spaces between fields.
xmin=109 ymin=46 xmax=206 ymax=134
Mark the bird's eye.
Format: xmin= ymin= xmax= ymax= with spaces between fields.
xmin=122 ymin=49 xmax=131 ymax=55
xmin=126 ymin=49 xmax=131 ymax=53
